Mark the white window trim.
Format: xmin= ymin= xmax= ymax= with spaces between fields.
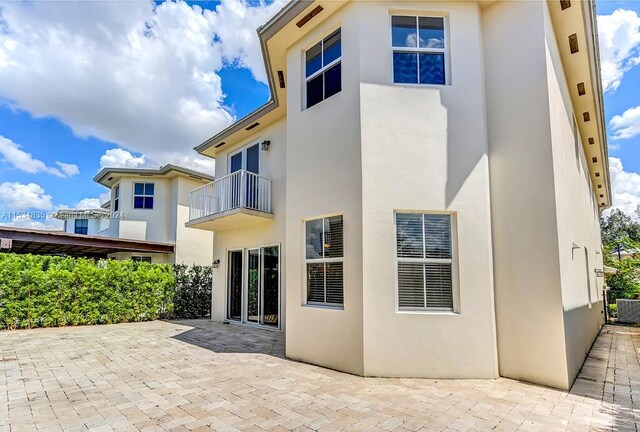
xmin=390 ymin=14 xmax=451 ymax=86
xmin=112 ymin=184 xmax=120 ymax=216
xmin=133 ymin=182 xmax=154 ymax=210
xmin=303 ymin=213 xmax=345 ymax=309
xmin=303 ymin=28 xmax=342 ymax=110
xmin=393 ymin=210 xmax=460 ymax=314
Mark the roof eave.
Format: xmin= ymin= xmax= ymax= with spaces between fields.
xmin=194 ymin=0 xmax=312 ymax=156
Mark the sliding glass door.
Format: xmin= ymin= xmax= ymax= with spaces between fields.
xmin=226 ymin=246 xmax=280 ymax=328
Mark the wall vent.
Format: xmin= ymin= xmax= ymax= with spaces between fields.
xmin=215 ymin=141 xmax=226 ymax=148
xmin=245 ymin=122 xmax=260 ymax=131
xmin=296 ymin=5 xmax=324 ymax=28
xmin=595 ymin=172 xmax=601 ymax=177
xmin=577 ymin=82 xmax=586 ymax=96
xmin=600 ymin=194 xmax=604 ymax=198
xmin=277 ymin=71 xmax=286 ymax=89
xmin=583 ymin=112 xmax=590 ymax=122
xmin=597 ymin=184 xmax=602 ymax=189
xmin=588 ymin=137 xmax=595 ymax=145
xmin=592 ymin=157 xmax=598 ymax=163
xmin=560 ymin=0 xmax=571 ymax=10
xmin=569 ymin=34 xmax=579 ymax=54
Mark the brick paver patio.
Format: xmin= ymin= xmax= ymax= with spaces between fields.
xmin=1 ymin=321 xmax=638 ymax=431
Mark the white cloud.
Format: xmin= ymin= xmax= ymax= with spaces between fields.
xmin=99 ymin=148 xmax=151 ymax=169
xmin=74 ymin=191 xmax=111 ymax=209
xmin=0 ymin=135 xmax=79 ymax=177
xmin=607 ymin=157 xmax=640 ymax=219
xmin=598 ymin=9 xmax=640 ymax=92
xmin=209 ymin=0 xmax=287 ymax=83
xmin=98 ymin=147 xmax=215 ymax=175
xmin=55 ymin=162 xmax=80 ymax=177
xmin=610 ymin=105 xmax=640 ymax=140
xmin=0 ymin=182 xmax=54 ymax=211
xmin=0 ymin=0 xmax=284 ymax=166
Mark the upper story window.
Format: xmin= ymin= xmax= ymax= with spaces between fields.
xmin=74 ymin=219 xmax=88 ymax=235
xmin=392 ymin=16 xmax=447 ymax=85
xmin=113 ymin=185 xmax=120 ymax=212
xmin=305 ymin=29 xmax=341 ymax=109
xmin=306 ymin=215 xmax=344 ymax=306
xmin=395 ymin=212 xmax=455 ymax=311
xmin=133 ymin=183 xmax=154 ymax=209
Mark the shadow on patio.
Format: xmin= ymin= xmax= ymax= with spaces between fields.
xmin=166 ymin=319 xmax=285 ymax=358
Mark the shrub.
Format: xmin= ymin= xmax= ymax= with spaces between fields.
xmin=608 ymin=303 xmax=618 ymax=318
xmin=0 ymin=253 xmax=212 ymax=330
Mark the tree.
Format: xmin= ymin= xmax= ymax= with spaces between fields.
xmin=601 ymin=209 xmax=640 ymax=300
xmin=600 ymin=208 xmax=640 ymax=245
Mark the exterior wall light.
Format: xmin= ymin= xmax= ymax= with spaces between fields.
xmin=261 ymin=140 xmax=271 ymax=151
xmin=212 ymin=259 xmax=220 ymax=268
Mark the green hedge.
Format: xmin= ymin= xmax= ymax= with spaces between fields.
xmin=0 ymin=253 xmax=212 ymax=330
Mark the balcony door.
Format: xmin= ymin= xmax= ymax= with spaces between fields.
xmin=229 ymin=143 xmax=260 ymax=210
xmin=227 ymin=245 xmax=279 ymax=329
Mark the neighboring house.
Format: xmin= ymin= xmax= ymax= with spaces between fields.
xmin=186 ymin=0 xmax=610 ymax=390
xmin=53 ymin=164 xmax=214 ymax=265
xmin=53 ymin=208 xmax=110 ymax=235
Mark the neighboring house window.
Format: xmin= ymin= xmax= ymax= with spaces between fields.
xmin=305 ymin=215 xmax=344 ymax=306
xmin=74 ymin=219 xmax=89 ymax=235
xmin=113 ymin=185 xmax=120 ymax=213
xmin=396 ymin=212 xmax=455 ymax=310
xmin=133 ymin=183 xmax=154 ymax=209
xmin=305 ymin=29 xmax=341 ymax=109
xmin=392 ymin=16 xmax=447 ymax=85
xmin=131 ymin=256 xmax=152 ymax=263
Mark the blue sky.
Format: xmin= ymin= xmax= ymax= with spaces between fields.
xmin=0 ymin=0 xmax=639 ymax=229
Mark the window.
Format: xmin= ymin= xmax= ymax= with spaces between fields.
xmin=305 ymin=29 xmax=341 ymax=109
xmin=113 ymin=185 xmax=120 ymax=213
xmin=74 ymin=219 xmax=88 ymax=235
xmin=395 ymin=213 xmax=455 ymax=310
xmin=392 ymin=16 xmax=446 ymax=85
xmin=305 ymin=215 xmax=344 ymax=306
xmin=133 ymin=183 xmax=154 ymax=209
xmin=131 ymin=256 xmax=152 ymax=263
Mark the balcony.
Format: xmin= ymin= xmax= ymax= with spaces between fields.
xmin=187 ymin=170 xmax=273 ymax=231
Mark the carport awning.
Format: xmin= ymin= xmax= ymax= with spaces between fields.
xmin=0 ymin=226 xmax=174 ymax=258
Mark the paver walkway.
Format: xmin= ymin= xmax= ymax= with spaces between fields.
xmin=0 ymin=321 xmax=638 ymax=431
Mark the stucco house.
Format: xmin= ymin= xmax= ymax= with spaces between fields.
xmin=186 ymin=0 xmax=610 ymax=390
xmin=55 ymin=164 xmax=214 ymax=265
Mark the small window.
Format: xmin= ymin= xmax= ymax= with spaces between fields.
xmin=131 ymin=256 xmax=152 ymax=263
xmin=305 ymin=215 xmax=344 ymax=306
xmin=133 ymin=183 xmax=154 ymax=209
xmin=113 ymin=185 xmax=120 ymax=212
xmin=74 ymin=219 xmax=88 ymax=235
xmin=395 ymin=212 xmax=455 ymax=311
xmin=392 ymin=16 xmax=446 ymax=85
xmin=305 ymin=29 xmax=342 ymax=109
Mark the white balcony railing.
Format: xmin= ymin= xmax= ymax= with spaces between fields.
xmin=189 ymin=170 xmax=272 ymax=221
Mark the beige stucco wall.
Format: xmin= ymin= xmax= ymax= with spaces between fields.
xmin=483 ymin=0 xmax=570 ymax=389
xmin=172 ymin=176 xmax=214 ymax=266
xmin=284 ymin=2 xmax=365 ymax=376
xmin=210 ymin=118 xmax=287 ymax=327
xmin=358 ymin=1 xmax=498 ymax=378
xmin=483 ymin=0 xmax=603 ymax=390
xmin=543 ymin=3 xmax=604 ymax=387
xmin=110 ymin=177 xmax=172 ymax=243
